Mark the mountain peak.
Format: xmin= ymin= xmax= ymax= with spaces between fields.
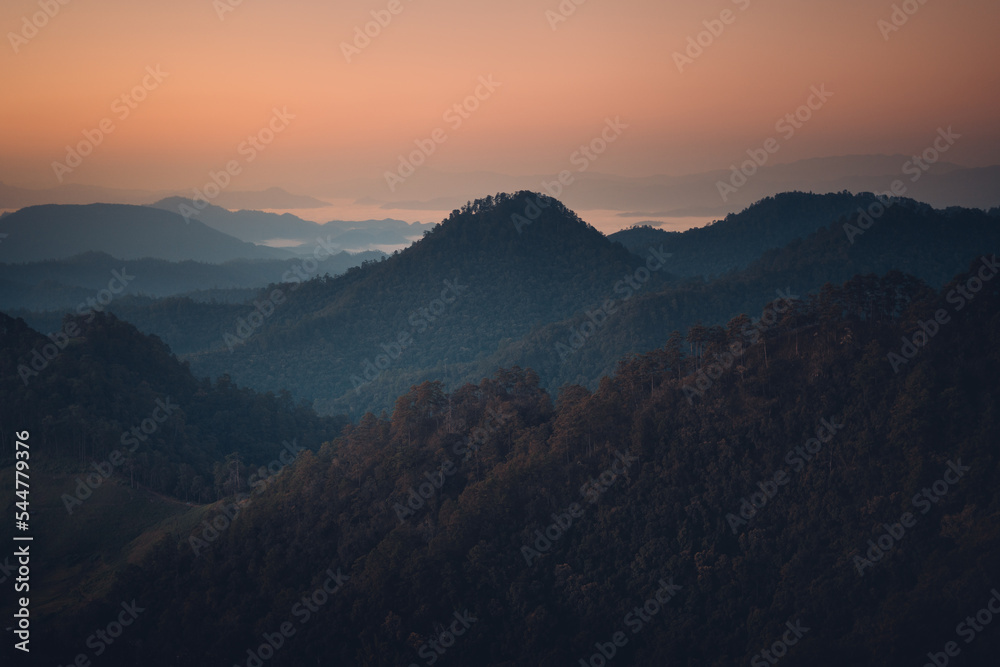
xmin=427 ymin=191 xmax=599 ymax=244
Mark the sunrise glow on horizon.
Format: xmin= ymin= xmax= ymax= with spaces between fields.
xmin=2 ymin=0 xmax=998 ymax=203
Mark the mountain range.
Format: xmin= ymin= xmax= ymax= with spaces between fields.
xmin=2 ymin=221 xmax=998 ymax=665
xmin=148 ymin=197 xmax=433 ymax=250
xmin=44 ymin=190 xmax=994 ymax=418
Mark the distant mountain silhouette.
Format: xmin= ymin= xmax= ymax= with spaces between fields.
xmin=148 ymin=197 xmax=325 ymax=243
xmin=149 ymin=197 xmax=433 ymax=249
xmin=0 ymin=203 xmax=290 ymax=263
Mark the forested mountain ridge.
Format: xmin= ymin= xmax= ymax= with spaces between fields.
xmin=184 ymin=192 xmax=674 ymax=413
xmin=471 ymin=196 xmax=1000 ymax=395
xmin=0 ymin=310 xmax=346 ymax=502
xmin=608 ymin=191 xmax=893 ymax=278
xmin=22 ymin=191 xmax=993 ymax=417
xmin=14 ymin=257 xmax=999 ymax=666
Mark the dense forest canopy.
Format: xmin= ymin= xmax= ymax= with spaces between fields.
xmin=5 ymin=251 xmax=998 ymax=665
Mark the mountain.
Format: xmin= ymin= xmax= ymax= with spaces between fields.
xmin=149 ymin=197 xmax=325 ymax=243
xmin=59 ymin=192 xmax=998 ymax=417
xmin=0 ymin=309 xmax=348 ymax=660
xmin=182 ymin=192 xmax=673 ymax=412
xmin=196 ymin=193 xmax=998 ymax=413
xmin=480 ymin=196 xmax=1000 ymax=394
xmin=149 ymin=197 xmax=432 ymax=250
xmin=0 ymin=203 xmax=291 ymax=263
xmin=609 ymin=191 xmax=888 ymax=278
xmin=0 ymin=310 xmax=347 ymax=499
xmin=10 ymin=260 xmax=999 ymax=666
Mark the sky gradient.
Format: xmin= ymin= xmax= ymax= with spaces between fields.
xmin=2 ymin=0 xmax=998 ymax=202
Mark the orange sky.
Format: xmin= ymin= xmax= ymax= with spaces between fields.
xmin=2 ymin=0 xmax=998 ymax=199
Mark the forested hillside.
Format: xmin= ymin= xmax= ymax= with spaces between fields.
xmin=471 ymin=197 xmax=1000 ymax=396
xmin=27 ymin=192 xmax=995 ymax=419
xmin=608 ymin=191 xmax=888 ymax=278
xmin=0 ymin=311 xmax=346 ymax=502
xmin=184 ymin=192 xmax=674 ymax=413
xmin=15 ymin=258 xmax=999 ymax=666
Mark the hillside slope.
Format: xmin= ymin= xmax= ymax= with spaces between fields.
xmin=609 ymin=191 xmax=900 ymax=278
xmin=185 ymin=191 xmax=674 ymax=412
xmin=16 ymin=260 xmax=999 ymax=666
